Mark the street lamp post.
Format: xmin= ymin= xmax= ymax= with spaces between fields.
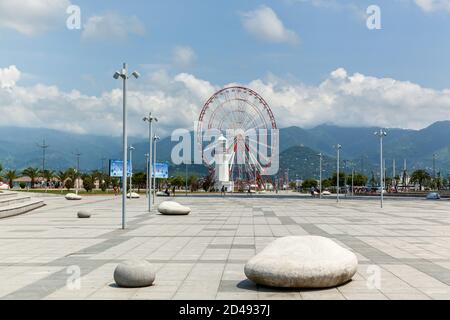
xmin=129 ymin=145 xmax=135 ymax=196
xmin=185 ymin=163 xmax=188 ymax=196
xmin=334 ymin=144 xmax=342 ymax=203
xmin=73 ymin=151 xmax=81 ymax=195
xmin=143 ymin=113 xmax=158 ymax=212
xmin=318 ymin=153 xmax=323 ymax=199
xmin=113 ymin=63 xmax=140 ymax=229
xmin=153 ymin=135 xmax=160 ymax=204
xmin=375 ymin=129 xmax=387 ymax=208
xmin=145 ymin=153 xmax=149 ymax=199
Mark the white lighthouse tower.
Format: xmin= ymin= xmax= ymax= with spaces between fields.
xmin=215 ymin=135 xmax=234 ymax=192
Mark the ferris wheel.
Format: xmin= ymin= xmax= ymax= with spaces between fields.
xmin=197 ymin=86 xmax=277 ymax=189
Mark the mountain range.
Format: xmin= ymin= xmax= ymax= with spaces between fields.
xmin=1 ymin=121 xmax=449 ymax=179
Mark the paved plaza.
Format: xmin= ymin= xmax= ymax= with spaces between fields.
xmin=0 ymin=194 xmax=449 ymax=300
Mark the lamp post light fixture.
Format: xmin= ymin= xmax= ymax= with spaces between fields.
xmin=113 ymin=62 xmax=140 ymax=230
xmin=374 ymin=129 xmax=387 ymax=208
xmin=129 ymin=145 xmax=135 ymax=196
xmin=153 ymin=135 xmax=160 ymax=205
xmin=318 ymin=153 xmax=323 ymax=199
xmin=143 ymin=113 xmax=158 ymax=212
xmin=334 ymin=144 xmax=342 ymax=202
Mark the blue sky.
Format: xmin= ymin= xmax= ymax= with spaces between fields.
xmin=1 ymin=0 xmax=450 ymax=136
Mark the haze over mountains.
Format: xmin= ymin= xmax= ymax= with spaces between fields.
xmin=1 ymin=121 xmax=449 ymax=179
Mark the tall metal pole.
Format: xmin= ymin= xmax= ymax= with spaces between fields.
xmin=153 ymin=135 xmax=160 ymax=204
xmin=143 ymin=113 xmax=157 ymax=212
xmin=185 ymin=163 xmax=188 ymax=196
xmin=335 ymin=145 xmax=341 ymax=203
xmin=380 ymin=134 xmax=384 ymax=208
xmin=129 ymin=145 xmax=134 ymax=196
xmin=74 ymin=152 xmax=81 ymax=195
xmin=375 ymin=129 xmax=387 ymax=208
xmin=122 ymin=63 xmax=128 ymax=229
xmin=318 ymin=153 xmax=323 ymax=199
xmin=149 ymin=119 xmax=153 ymax=210
xmin=37 ymin=139 xmax=49 ymax=173
xmin=145 ymin=154 xmax=149 ymax=199
xmin=114 ymin=62 xmax=139 ymax=229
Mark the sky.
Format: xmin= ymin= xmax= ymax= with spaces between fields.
xmin=1 ymin=0 xmax=450 ymax=138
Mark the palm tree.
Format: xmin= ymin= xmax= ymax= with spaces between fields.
xmin=410 ymin=169 xmax=431 ymax=190
xmin=22 ymin=167 xmax=40 ymax=189
xmin=41 ymin=169 xmax=55 ymax=189
xmin=5 ymin=170 xmax=17 ymax=189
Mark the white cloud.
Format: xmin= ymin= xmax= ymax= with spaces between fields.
xmin=0 ymin=65 xmax=21 ymax=88
xmin=414 ymin=0 xmax=450 ymax=12
xmin=1 ymin=65 xmax=450 ymax=138
xmin=82 ymin=12 xmax=146 ymax=42
xmin=240 ymin=5 xmax=300 ymax=45
xmin=173 ymin=46 xmax=196 ymax=68
xmin=0 ymin=0 xmax=70 ymax=36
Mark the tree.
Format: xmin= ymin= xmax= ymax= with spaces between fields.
xmin=82 ymin=174 xmax=95 ymax=192
xmin=65 ymin=178 xmax=74 ymax=191
xmin=5 ymin=170 xmax=17 ymax=189
xmin=169 ymin=176 xmax=185 ymax=189
xmin=133 ymin=172 xmax=146 ymax=192
xmin=349 ymin=173 xmax=368 ymax=186
xmin=201 ymin=170 xmax=215 ymax=192
xmin=302 ymin=179 xmax=318 ymax=190
xmin=57 ymin=170 xmax=70 ymax=189
xmin=0 ymin=163 xmax=3 ymax=178
xmin=41 ymin=170 xmax=55 ymax=188
xmin=188 ymin=175 xmax=199 ymax=191
xmin=410 ymin=169 xmax=431 ymax=190
xmin=22 ymin=167 xmax=40 ymax=189
xmin=331 ymin=172 xmax=346 ymax=187
xmin=322 ymin=179 xmax=332 ymax=189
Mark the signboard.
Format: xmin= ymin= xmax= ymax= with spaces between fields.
xmin=109 ymin=160 xmax=132 ymax=177
xmin=152 ymin=163 xmax=169 ymax=179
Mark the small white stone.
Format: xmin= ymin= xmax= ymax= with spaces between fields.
xmin=158 ymin=201 xmax=191 ymax=215
xmin=114 ymin=260 xmax=156 ymax=288
xmin=244 ymin=236 xmax=358 ymax=288
xmin=65 ymin=193 xmax=82 ymax=200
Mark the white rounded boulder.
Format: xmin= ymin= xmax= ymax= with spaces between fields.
xmin=127 ymin=192 xmax=140 ymax=199
xmin=113 ymin=260 xmax=156 ymax=288
xmin=65 ymin=193 xmax=82 ymax=200
xmin=158 ymin=201 xmax=191 ymax=215
xmin=244 ymin=236 xmax=358 ymax=288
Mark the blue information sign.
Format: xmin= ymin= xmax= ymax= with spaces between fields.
xmin=109 ymin=160 xmax=132 ymax=177
xmin=152 ymin=163 xmax=169 ymax=178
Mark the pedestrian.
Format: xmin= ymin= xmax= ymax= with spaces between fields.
xmin=172 ymin=185 xmax=176 ymax=197
xmin=221 ymin=185 xmax=225 ymax=196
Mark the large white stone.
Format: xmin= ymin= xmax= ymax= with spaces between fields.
xmin=65 ymin=193 xmax=82 ymax=200
xmin=158 ymin=201 xmax=191 ymax=215
xmin=113 ymin=260 xmax=156 ymax=288
xmin=244 ymin=236 xmax=358 ymax=288
xmin=127 ymin=192 xmax=140 ymax=199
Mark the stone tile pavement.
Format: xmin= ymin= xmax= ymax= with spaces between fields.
xmin=0 ymin=194 xmax=449 ymax=300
